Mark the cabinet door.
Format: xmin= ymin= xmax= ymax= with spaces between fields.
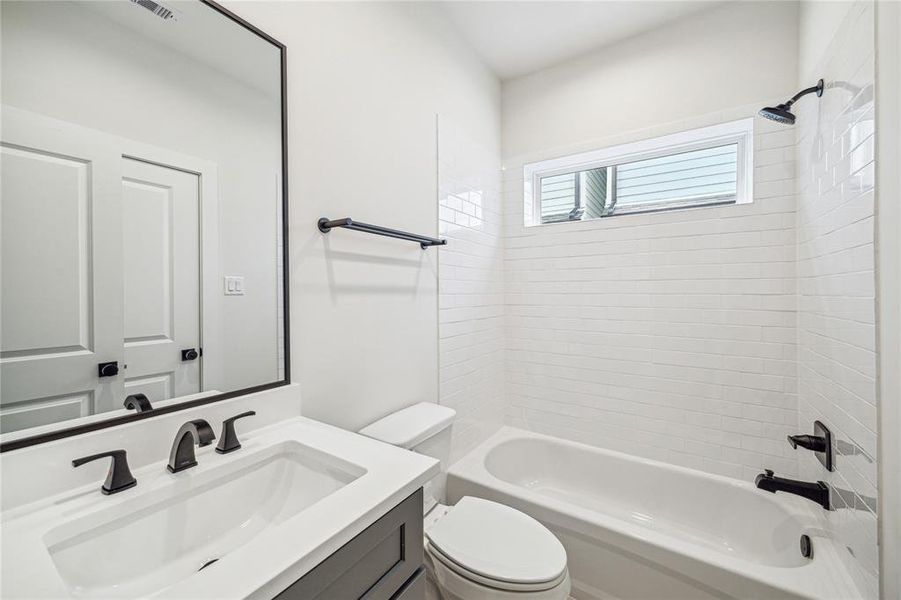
xmin=276 ymin=489 xmax=424 ymax=600
xmin=1 ymin=107 xmax=124 ymax=430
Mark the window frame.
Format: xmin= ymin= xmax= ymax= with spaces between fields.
xmin=524 ymin=118 xmax=754 ymax=226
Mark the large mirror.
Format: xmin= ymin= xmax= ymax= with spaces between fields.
xmin=0 ymin=0 xmax=287 ymax=445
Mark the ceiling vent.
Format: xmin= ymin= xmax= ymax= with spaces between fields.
xmin=129 ymin=0 xmax=176 ymax=21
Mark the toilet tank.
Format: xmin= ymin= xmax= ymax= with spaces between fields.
xmin=358 ymin=402 xmax=455 ymax=510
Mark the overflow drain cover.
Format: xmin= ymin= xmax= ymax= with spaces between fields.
xmin=198 ymin=558 xmax=220 ymax=572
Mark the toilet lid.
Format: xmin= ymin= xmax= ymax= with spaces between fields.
xmin=425 ymin=496 xmax=567 ymax=586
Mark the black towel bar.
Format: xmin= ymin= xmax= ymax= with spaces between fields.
xmin=318 ymin=217 xmax=447 ymax=249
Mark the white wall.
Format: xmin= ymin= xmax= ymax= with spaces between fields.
xmin=0 ymin=1 xmax=282 ymax=395
xmin=499 ymin=1 xmax=802 ymax=480
xmin=438 ymin=117 xmax=505 ymax=464
xmin=501 ymin=1 xmax=800 ymax=159
xmin=796 ymin=1 xmax=878 ymax=596
xmin=798 ymin=1 xmax=855 ymax=80
xmin=224 ymin=1 xmax=501 ymax=433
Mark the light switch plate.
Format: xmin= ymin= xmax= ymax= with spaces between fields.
xmin=224 ymin=276 xmax=245 ymax=296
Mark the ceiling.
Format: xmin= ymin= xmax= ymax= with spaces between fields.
xmin=437 ymin=1 xmax=729 ymax=80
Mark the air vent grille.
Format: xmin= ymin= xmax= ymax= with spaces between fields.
xmin=130 ymin=0 xmax=175 ymax=20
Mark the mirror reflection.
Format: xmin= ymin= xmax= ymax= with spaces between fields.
xmin=0 ymin=0 xmax=285 ymax=435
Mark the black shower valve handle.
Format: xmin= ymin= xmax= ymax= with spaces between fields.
xmin=787 ymin=434 xmax=828 ymax=453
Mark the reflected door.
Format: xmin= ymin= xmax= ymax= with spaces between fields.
xmin=0 ymin=109 xmax=124 ymax=431
xmin=1 ymin=109 xmax=206 ymax=433
xmin=121 ymin=158 xmax=201 ymax=401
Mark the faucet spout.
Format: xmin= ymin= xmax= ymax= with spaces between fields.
xmin=755 ymin=469 xmax=831 ymax=510
xmin=167 ymin=419 xmax=215 ymax=473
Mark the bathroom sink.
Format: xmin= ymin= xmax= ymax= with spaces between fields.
xmin=1 ymin=416 xmax=438 ymax=600
xmin=43 ymin=441 xmax=364 ymax=598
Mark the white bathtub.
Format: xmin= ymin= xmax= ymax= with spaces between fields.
xmin=446 ymin=427 xmax=859 ymax=600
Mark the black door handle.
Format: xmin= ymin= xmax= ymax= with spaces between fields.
xmin=98 ymin=361 xmax=119 ymax=378
xmin=181 ymin=348 xmax=199 ymax=361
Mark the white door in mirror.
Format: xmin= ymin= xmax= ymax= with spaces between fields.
xmin=122 ymin=158 xmax=201 ymax=400
xmin=0 ymin=107 xmax=206 ymax=432
xmin=0 ymin=107 xmax=124 ymax=429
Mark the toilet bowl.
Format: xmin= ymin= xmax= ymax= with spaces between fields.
xmin=423 ymin=498 xmax=570 ymax=600
xmin=359 ymin=403 xmax=571 ymax=600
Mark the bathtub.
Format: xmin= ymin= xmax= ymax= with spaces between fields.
xmin=446 ymin=427 xmax=859 ymax=600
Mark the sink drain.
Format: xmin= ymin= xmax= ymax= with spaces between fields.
xmin=198 ymin=558 xmax=220 ymax=572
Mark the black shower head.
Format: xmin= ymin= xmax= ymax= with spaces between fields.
xmin=758 ymin=79 xmax=824 ymax=126
xmin=759 ymin=103 xmax=796 ymax=125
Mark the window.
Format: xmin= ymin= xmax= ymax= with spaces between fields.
xmin=524 ymin=119 xmax=753 ymax=226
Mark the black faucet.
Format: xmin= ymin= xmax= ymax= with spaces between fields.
xmin=167 ymin=419 xmax=216 ymax=473
xmin=124 ymin=393 xmax=153 ymax=413
xmin=755 ymin=469 xmax=831 ymax=510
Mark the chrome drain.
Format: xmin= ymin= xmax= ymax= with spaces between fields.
xmin=198 ymin=558 xmax=220 ymax=572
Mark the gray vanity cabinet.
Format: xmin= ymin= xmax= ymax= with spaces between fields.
xmin=275 ymin=488 xmax=424 ymax=599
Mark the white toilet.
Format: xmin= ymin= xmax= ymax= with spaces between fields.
xmin=359 ymin=403 xmax=571 ymax=600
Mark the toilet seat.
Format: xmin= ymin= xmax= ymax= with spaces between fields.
xmin=425 ymin=496 xmax=568 ymax=592
xmin=427 ymin=542 xmax=569 ymax=593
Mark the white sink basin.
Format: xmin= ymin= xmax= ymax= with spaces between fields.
xmin=44 ymin=441 xmax=364 ymax=598
xmin=1 ymin=417 xmax=438 ymax=600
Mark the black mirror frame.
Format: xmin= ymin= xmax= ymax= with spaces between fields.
xmin=1 ymin=0 xmax=290 ymax=453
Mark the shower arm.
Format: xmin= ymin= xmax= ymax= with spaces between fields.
xmin=785 ymin=80 xmax=825 ymax=107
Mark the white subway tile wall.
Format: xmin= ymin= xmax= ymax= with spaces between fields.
xmin=438 ymin=117 xmax=506 ymax=464
xmin=796 ymin=2 xmax=877 ymax=596
xmin=502 ymin=106 xmax=800 ymax=481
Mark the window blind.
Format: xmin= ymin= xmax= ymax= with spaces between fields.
xmin=614 ymin=144 xmax=738 ymax=207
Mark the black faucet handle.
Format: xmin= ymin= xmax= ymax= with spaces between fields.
xmin=764 ymin=469 xmax=774 ymax=478
xmin=216 ymin=411 xmax=256 ymax=454
xmin=787 ymin=434 xmax=827 ymax=452
xmin=124 ymin=393 xmax=153 ymax=413
xmin=72 ymin=449 xmax=137 ymax=495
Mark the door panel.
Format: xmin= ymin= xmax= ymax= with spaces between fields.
xmin=1 ymin=146 xmax=92 ymax=355
xmin=0 ymin=392 xmax=93 ymax=433
xmin=0 ymin=108 xmax=123 ymax=431
xmin=121 ymin=159 xmax=201 ymax=401
xmin=122 ymin=178 xmax=175 ymax=342
xmin=123 ymin=373 xmax=172 ymax=401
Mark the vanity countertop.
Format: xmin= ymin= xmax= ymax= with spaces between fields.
xmin=0 ymin=416 xmax=439 ymax=599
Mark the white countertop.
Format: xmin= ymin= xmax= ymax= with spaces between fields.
xmin=0 ymin=416 xmax=438 ymax=599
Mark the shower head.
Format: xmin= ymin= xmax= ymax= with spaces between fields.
xmin=759 ymin=103 xmax=796 ymax=125
xmin=758 ymin=79 xmax=824 ymax=126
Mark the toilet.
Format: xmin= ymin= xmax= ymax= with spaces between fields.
xmin=359 ymin=403 xmax=571 ymax=600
